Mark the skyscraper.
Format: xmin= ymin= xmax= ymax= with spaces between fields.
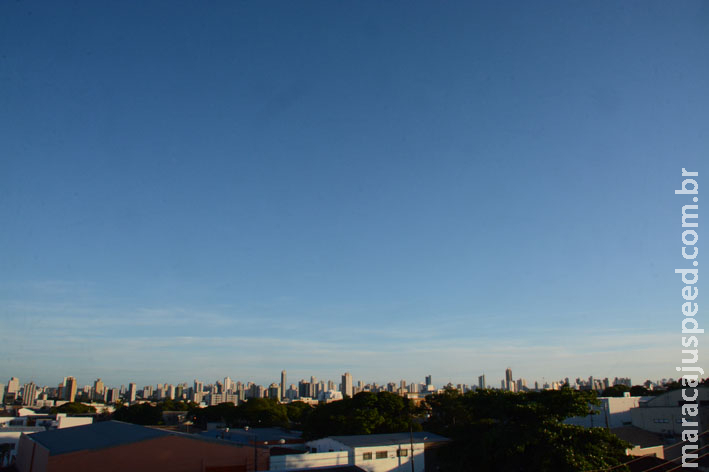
xmin=310 ymin=376 xmax=318 ymax=398
xmin=505 ymin=368 xmax=513 ymax=391
xmin=93 ymin=379 xmax=105 ymax=402
xmin=425 ymin=375 xmax=432 ymax=387
xmin=22 ymin=382 xmax=37 ymax=406
xmin=128 ymin=383 xmax=137 ymax=403
xmin=7 ymin=377 xmax=19 ymax=395
xmin=478 ymin=374 xmax=486 ymax=390
xmin=280 ymin=370 xmax=287 ymax=401
xmin=341 ymin=372 xmax=353 ymax=398
xmin=65 ymin=377 xmax=77 ymax=402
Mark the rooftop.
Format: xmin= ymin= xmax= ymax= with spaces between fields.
xmin=325 ymin=432 xmax=448 ymax=448
xmin=200 ymin=427 xmax=302 ymax=444
xmin=27 ymin=421 xmax=171 ymax=455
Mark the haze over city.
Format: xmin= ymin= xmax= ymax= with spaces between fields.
xmin=1 ymin=1 xmax=708 ymax=387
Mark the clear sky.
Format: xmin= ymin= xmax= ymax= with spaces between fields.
xmin=1 ymin=1 xmax=707 ymax=389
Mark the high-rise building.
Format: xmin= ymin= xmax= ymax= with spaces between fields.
xmin=106 ymin=388 xmax=119 ymax=403
xmin=93 ymin=379 xmax=105 ymax=402
xmin=268 ymin=383 xmax=280 ymax=400
xmin=22 ymin=382 xmax=37 ymax=406
xmin=425 ymin=375 xmax=432 ymax=387
xmin=65 ymin=377 xmax=77 ymax=402
xmin=478 ymin=374 xmax=486 ymax=390
xmin=280 ymin=370 xmax=287 ymax=401
xmin=341 ymin=372 xmax=353 ymax=398
xmin=298 ymin=380 xmax=311 ymax=399
xmin=194 ymin=380 xmax=203 ymax=395
xmin=7 ymin=377 xmax=19 ymax=395
xmin=310 ymin=377 xmax=318 ymax=398
xmin=505 ymin=368 xmax=513 ymax=391
xmin=128 ymin=383 xmax=137 ymax=403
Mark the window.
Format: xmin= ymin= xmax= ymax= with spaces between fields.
xmin=363 ymin=452 xmax=372 ymax=460
xmin=376 ymin=451 xmax=388 ymax=459
xmin=397 ymin=449 xmax=408 ymax=457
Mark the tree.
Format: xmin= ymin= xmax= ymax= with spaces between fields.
xmin=285 ymin=401 xmax=312 ymax=427
xmin=113 ymin=403 xmax=162 ymax=425
xmin=51 ymin=402 xmax=96 ymax=415
xmin=302 ymin=391 xmax=421 ymax=439
xmin=629 ymin=385 xmax=650 ymax=396
xmin=424 ymin=388 xmax=631 ymax=471
xmin=601 ymin=385 xmax=630 ymax=397
xmin=191 ymin=398 xmax=289 ymax=429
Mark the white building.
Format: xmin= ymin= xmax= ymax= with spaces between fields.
xmin=630 ymin=387 xmax=709 ymax=436
xmin=317 ymin=390 xmax=344 ymax=402
xmin=565 ymin=395 xmax=650 ymax=429
xmin=303 ymin=432 xmax=448 ymax=472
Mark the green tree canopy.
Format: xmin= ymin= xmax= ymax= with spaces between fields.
xmin=112 ymin=402 xmax=163 ymax=425
xmin=51 ymin=402 xmax=96 ymax=415
xmin=191 ymin=398 xmax=289 ymax=429
xmin=601 ymin=385 xmax=630 ymax=397
xmin=424 ymin=388 xmax=630 ymax=472
xmin=302 ymin=391 xmax=421 ymax=439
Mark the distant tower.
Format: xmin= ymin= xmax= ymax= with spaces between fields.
xmin=505 ymin=368 xmax=513 ymax=391
xmin=425 ymin=375 xmax=432 ymax=387
xmin=22 ymin=382 xmax=37 ymax=406
xmin=478 ymin=374 xmax=486 ymax=390
xmin=310 ymin=376 xmax=318 ymax=398
xmin=280 ymin=370 xmax=287 ymax=401
xmin=341 ymin=372 xmax=353 ymax=398
xmin=65 ymin=377 xmax=77 ymax=402
xmin=94 ymin=379 xmax=105 ymax=402
xmin=7 ymin=377 xmax=19 ymax=395
xmin=128 ymin=383 xmax=137 ymax=403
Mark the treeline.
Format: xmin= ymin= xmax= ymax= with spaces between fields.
xmin=111 ymin=392 xmax=418 ymax=437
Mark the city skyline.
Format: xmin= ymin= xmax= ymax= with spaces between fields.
xmin=1 ymin=2 xmax=707 ymax=384
xmin=2 ymin=368 xmax=654 ymax=394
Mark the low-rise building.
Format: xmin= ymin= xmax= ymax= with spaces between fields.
xmin=303 ymin=432 xmax=448 ymax=472
xmin=630 ymin=387 xmax=709 ymax=437
xmin=16 ymin=420 xmax=269 ymax=472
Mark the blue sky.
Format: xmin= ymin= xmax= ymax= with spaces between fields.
xmin=1 ymin=1 xmax=707 ymax=389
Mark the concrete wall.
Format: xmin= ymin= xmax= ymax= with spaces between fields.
xmin=353 ymin=444 xmax=425 ymax=472
xmin=16 ymin=434 xmax=49 ymax=472
xmin=269 ymin=451 xmax=349 ymax=470
xmin=55 ymin=415 xmax=93 ymax=429
xmin=305 ymin=439 xmax=427 ymax=472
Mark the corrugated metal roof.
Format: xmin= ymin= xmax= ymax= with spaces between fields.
xmin=200 ymin=427 xmax=302 ymax=444
xmin=325 ymin=432 xmax=448 ymax=448
xmin=27 ymin=421 xmax=172 ymax=455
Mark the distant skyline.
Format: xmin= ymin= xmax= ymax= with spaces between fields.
xmin=1 ymin=1 xmax=707 ymax=387
xmin=4 ymin=369 xmax=641 ymax=393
